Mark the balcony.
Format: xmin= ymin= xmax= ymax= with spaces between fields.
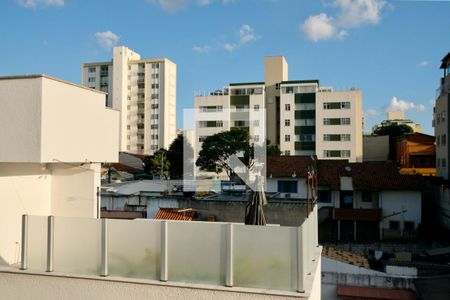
xmin=18 ymin=207 xmax=319 ymax=295
xmin=332 ymin=208 xmax=382 ymax=221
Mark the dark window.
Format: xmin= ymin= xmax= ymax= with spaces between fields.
xmin=340 ymin=191 xmax=353 ymax=208
xmin=362 ymin=191 xmax=379 ymax=203
xmin=404 ymin=221 xmax=414 ymax=231
xmin=318 ymin=190 xmax=331 ymax=203
xmin=390 ymin=221 xmax=400 ymax=230
xmin=277 ymin=181 xmax=298 ymax=193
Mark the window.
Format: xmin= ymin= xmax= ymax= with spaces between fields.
xmin=443 ymin=158 xmax=447 ymax=167
xmin=341 ymin=102 xmax=351 ymax=109
xmin=152 ymin=63 xmax=159 ymax=69
xmin=88 ymin=67 xmax=96 ymax=73
xmin=253 ymin=120 xmax=260 ymax=127
xmin=296 ymin=134 xmax=315 ymax=142
xmin=324 ymin=150 xmax=350 ymax=158
xmin=137 ymin=124 xmax=145 ymax=129
xmin=151 ymin=124 xmax=158 ymax=130
xmin=151 ymin=104 xmax=159 ymax=109
xmin=442 ymin=134 xmax=447 ymax=146
xmin=254 ymin=104 xmax=260 ymax=111
xmin=277 ymin=181 xmax=297 ymax=193
xmin=285 ymin=119 xmax=290 ymax=126
xmin=151 ymin=74 xmax=159 ymax=79
xmin=323 ymin=134 xmax=351 ymax=141
xmin=404 ymin=221 xmax=414 ymax=231
xmin=296 ymin=119 xmax=315 ymax=126
xmin=296 ymin=103 xmax=315 ymax=110
xmin=88 ymin=77 xmax=95 ymax=83
xmin=199 ymin=121 xmax=223 ymax=128
xmin=284 ymin=150 xmax=291 ymax=156
xmin=389 ymin=221 xmax=400 ymax=230
xmin=342 ymin=134 xmax=351 ymax=141
xmin=341 ymin=150 xmax=351 ymax=158
xmin=199 ymin=136 xmax=207 ymax=142
xmin=151 ymin=94 xmax=159 ymax=99
xmin=323 ymin=118 xmax=350 ymax=125
xmin=362 ymin=191 xmax=379 ymax=203
xmin=138 ymin=83 xmax=145 ymax=89
xmin=285 ymin=104 xmax=291 ymax=111
xmin=442 ymin=111 xmax=446 ymax=122
xmin=200 ymin=105 xmax=223 ymax=112
xmin=151 ymin=134 xmax=158 ymax=140
xmin=323 ymin=102 xmax=340 ymax=109
xmin=285 ymin=135 xmax=290 ymax=142
xmin=318 ymin=190 xmax=332 ymax=203
xmin=151 ymin=83 xmax=159 ymax=89
xmin=253 ymin=135 xmax=260 ymax=142
xmin=151 ymin=114 xmax=159 ymax=120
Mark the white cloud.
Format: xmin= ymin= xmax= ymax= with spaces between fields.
xmin=192 ymin=45 xmax=211 ymax=54
xmin=334 ymin=0 xmax=387 ymax=28
xmin=95 ymin=31 xmax=120 ymax=50
xmin=223 ymin=24 xmax=260 ymax=52
xmin=300 ymin=0 xmax=389 ymax=42
xmin=17 ymin=0 xmax=64 ymax=8
xmin=300 ymin=13 xmax=347 ymax=42
xmin=386 ymin=96 xmax=426 ymax=113
xmin=365 ymin=109 xmax=380 ymax=119
xmin=418 ymin=60 xmax=428 ymax=67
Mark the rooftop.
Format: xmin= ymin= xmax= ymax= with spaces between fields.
xmin=322 ymin=247 xmax=370 ymax=269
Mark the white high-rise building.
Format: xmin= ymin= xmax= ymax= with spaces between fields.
xmin=82 ymin=46 xmax=176 ymax=155
xmin=194 ymin=56 xmax=363 ymax=163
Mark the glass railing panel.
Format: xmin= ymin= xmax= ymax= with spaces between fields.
xmin=233 ymin=225 xmax=298 ymax=291
xmin=167 ymin=221 xmax=226 ymax=285
xmin=27 ymin=215 xmax=48 ymax=271
xmin=108 ymin=219 xmax=161 ymax=280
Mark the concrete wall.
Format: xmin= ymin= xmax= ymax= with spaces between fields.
xmin=40 ymin=77 xmax=119 ymax=163
xmin=0 ymin=270 xmax=309 ymax=300
xmin=0 ymin=163 xmax=52 ymax=265
xmin=0 ymin=77 xmax=42 ymax=162
xmin=380 ymin=191 xmax=421 ymax=231
xmin=363 ymin=135 xmax=389 ymax=162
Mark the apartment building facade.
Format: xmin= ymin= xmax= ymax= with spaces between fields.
xmin=434 ymin=52 xmax=450 ymax=179
xmin=194 ymin=56 xmax=363 ymax=162
xmin=82 ymin=46 xmax=177 ymax=155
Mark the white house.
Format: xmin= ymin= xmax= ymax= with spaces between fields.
xmin=0 ymin=74 xmax=119 ymax=265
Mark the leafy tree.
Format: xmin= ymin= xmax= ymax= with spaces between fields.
xmin=196 ymin=128 xmax=252 ymax=178
xmin=266 ymin=140 xmax=281 ymax=156
xmin=167 ymin=134 xmax=184 ymax=179
xmin=143 ymin=149 xmax=170 ymax=179
xmin=373 ymin=123 xmax=414 ymax=160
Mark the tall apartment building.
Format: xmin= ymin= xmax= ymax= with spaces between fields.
xmin=434 ymin=52 xmax=450 ymax=179
xmin=82 ymin=46 xmax=176 ymax=155
xmin=194 ymin=56 xmax=363 ymax=162
xmin=372 ymin=111 xmax=422 ymax=134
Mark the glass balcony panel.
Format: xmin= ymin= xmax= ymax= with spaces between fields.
xmin=27 ymin=215 xmax=48 ymax=271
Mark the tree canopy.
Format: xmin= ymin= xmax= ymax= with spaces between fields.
xmin=196 ymin=128 xmax=252 ymax=177
xmin=143 ymin=149 xmax=170 ymax=179
xmin=373 ymin=123 xmax=414 ymax=137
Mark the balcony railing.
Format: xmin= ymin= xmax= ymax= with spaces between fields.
xmin=332 ymin=208 xmax=382 ymax=221
xmin=19 ymin=207 xmax=319 ymax=294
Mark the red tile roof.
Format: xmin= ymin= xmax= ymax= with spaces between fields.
xmin=397 ymin=132 xmax=435 ymax=145
xmin=266 ymin=156 xmax=425 ymax=191
xmin=155 ymin=208 xmax=196 ymax=221
xmin=337 ymin=285 xmax=416 ymax=300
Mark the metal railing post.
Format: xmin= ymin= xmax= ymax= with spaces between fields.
xmin=225 ymin=223 xmax=234 ymax=287
xmin=20 ymin=214 xmax=28 ymax=270
xmin=297 ymin=225 xmax=305 ymax=293
xmin=46 ymin=216 xmax=54 ymax=272
xmin=160 ymin=221 xmax=168 ymax=282
xmin=100 ymin=218 xmax=108 ymax=277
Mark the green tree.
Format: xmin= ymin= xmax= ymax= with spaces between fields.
xmin=167 ymin=134 xmax=184 ymax=179
xmin=143 ymin=149 xmax=170 ymax=179
xmin=374 ymin=123 xmax=414 ymax=160
xmin=266 ymin=140 xmax=281 ymax=156
xmin=196 ymin=128 xmax=252 ymax=178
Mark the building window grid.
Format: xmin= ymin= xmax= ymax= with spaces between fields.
xmin=285 ymin=135 xmax=290 ymax=142
xmin=323 ymin=118 xmax=351 ymax=125
xmin=285 ymin=104 xmax=291 ymax=111
xmin=285 ymin=119 xmax=290 ymax=127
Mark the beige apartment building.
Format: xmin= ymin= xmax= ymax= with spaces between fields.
xmin=434 ymin=52 xmax=450 ymax=179
xmin=194 ymin=56 xmax=363 ymax=162
xmin=82 ymin=46 xmax=177 ymax=155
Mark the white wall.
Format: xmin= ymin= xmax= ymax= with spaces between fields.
xmin=40 ymin=77 xmax=119 ymax=163
xmin=50 ymin=164 xmax=100 ymax=218
xmin=380 ymin=191 xmax=421 ymax=230
xmin=0 ymin=77 xmax=42 ymax=162
xmin=0 ymin=164 xmax=52 ymax=265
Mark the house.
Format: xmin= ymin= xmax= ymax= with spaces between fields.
xmin=396 ymin=132 xmax=436 ymax=176
xmin=0 ymin=74 xmax=119 ymax=265
xmin=266 ymin=156 xmax=424 ymax=241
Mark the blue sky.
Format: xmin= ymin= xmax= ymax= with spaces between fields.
xmin=1 ymin=0 xmax=449 ymax=134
